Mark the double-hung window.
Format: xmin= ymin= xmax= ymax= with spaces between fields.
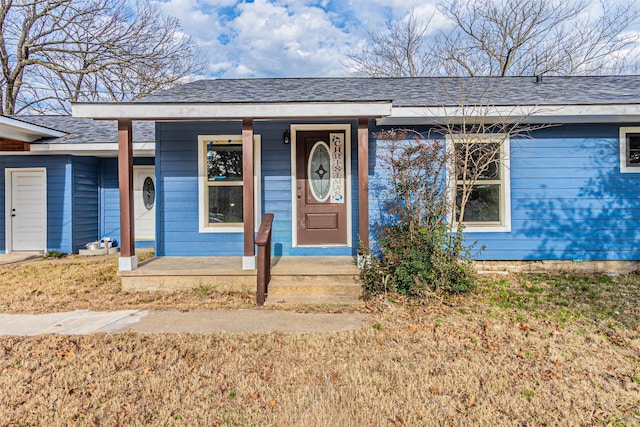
xmin=620 ymin=127 xmax=640 ymax=173
xmin=197 ymin=134 xmax=261 ymax=233
xmin=448 ymin=134 xmax=511 ymax=232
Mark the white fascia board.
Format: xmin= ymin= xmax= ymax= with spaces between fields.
xmin=0 ymin=116 xmax=66 ymax=142
xmin=29 ymin=142 xmax=155 ymax=157
xmin=378 ymin=104 xmax=640 ymax=125
xmin=72 ymin=102 xmax=393 ymax=119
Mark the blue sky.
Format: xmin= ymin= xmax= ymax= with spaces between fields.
xmin=153 ymin=0 xmax=446 ymax=78
xmin=153 ymin=0 xmax=640 ymax=79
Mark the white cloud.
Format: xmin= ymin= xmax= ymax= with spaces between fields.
xmin=217 ymin=0 xmax=357 ymax=77
xmin=346 ymin=0 xmax=435 ymax=32
xmin=153 ymin=0 xmax=224 ymax=48
xmin=153 ymin=0 xmax=444 ymax=78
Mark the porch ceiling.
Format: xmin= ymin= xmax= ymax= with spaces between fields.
xmin=72 ymin=101 xmax=393 ymax=120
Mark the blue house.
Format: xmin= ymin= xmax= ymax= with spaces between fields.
xmin=0 ymin=115 xmax=155 ymax=254
xmin=68 ymin=76 xmax=640 ymax=280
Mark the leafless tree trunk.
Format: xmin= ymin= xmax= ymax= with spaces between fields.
xmin=0 ymin=0 xmax=204 ymax=115
xmin=351 ymin=0 xmax=639 ymax=77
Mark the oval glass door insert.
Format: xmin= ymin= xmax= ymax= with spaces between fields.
xmin=308 ymin=141 xmax=331 ymax=202
xmin=143 ymin=177 xmax=155 ymax=210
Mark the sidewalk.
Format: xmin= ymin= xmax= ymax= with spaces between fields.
xmin=0 ymin=309 xmax=368 ymax=336
xmin=0 ymin=252 xmax=41 ymax=266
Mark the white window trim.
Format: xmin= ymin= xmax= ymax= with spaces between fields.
xmin=197 ymin=134 xmax=261 ymax=233
xmin=290 ymin=124 xmax=352 ymax=248
xmin=5 ymin=167 xmax=47 ymax=253
xmin=619 ymin=127 xmax=640 ymax=173
xmin=446 ymin=134 xmax=511 ymax=233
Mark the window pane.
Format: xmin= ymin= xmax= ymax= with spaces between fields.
xmin=455 ymin=142 xmax=500 ymax=180
xmin=628 ymin=134 xmax=640 ymax=165
xmin=456 ymin=184 xmax=500 ymax=222
xmin=309 ymin=142 xmax=331 ymax=201
xmin=207 ymin=145 xmax=242 ymax=181
xmin=208 ymin=186 xmax=243 ymax=223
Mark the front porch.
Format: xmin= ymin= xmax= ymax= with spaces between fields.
xmin=119 ymin=256 xmax=362 ymax=305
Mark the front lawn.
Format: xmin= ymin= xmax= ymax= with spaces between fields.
xmin=0 ymin=256 xmax=638 ymax=425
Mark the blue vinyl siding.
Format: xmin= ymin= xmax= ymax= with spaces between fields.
xmin=0 ymin=155 xmax=155 ymax=254
xmin=470 ymin=123 xmax=640 ymax=260
xmin=156 ymin=121 xmax=360 ymax=257
xmin=369 ymin=123 xmax=640 ymax=261
xmin=72 ymin=157 xmax=99 ymax=252
xmin=156 ymin=121 xmax=242 ymax=256
xmin=157 ymin=120 xmax=640 ymax=261
xmin=0 ymin=156 xmax=73 ymax=253
xmin=99 ymin=158 xmax=120 ymax=244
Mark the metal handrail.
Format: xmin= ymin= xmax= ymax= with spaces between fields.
xmin=255 ymin=213 xmax=274 ymax=305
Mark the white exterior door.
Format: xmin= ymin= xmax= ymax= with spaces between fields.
xmin=7 ymin=169 xmax=46 ymax=252
xmin=133 ymin=166 xmax=155 ymax=241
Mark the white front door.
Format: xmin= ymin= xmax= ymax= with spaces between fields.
xmin=7 ymin=169 xmax=47 ymax=252
xmin=133 ymin=166 xmax=155 ymax=241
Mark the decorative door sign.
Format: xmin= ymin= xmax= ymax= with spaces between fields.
xmin=330 ymin=133 xmax=344 ymax=203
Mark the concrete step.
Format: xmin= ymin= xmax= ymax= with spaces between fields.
xmin=265 ymin=294 xmax=363 ymax=307
xmin=267 ymin=275 xmax=361 ymax=296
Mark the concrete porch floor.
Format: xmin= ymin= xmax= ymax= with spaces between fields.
xmin=119 ymin=256 xmax=361 ymax=294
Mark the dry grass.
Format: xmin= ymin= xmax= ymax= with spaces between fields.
xmin=0 ymin=300 xmax=638 ymax=426
xmin=0 ymin=253 xmax=259 ymax=314
xmin=0 ymin=256 xmax=639 ymax=425
xmin=0 ymin=254 xmax=359 ymax=314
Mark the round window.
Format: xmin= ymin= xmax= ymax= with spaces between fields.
xmin=143 ymin=177 xmax=155 ymax=210
xmin=308 ymin=141 xmax=331 ymax=202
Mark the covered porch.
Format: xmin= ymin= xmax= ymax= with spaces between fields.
xmin=72 ymin=103 xmax=391 ymax=305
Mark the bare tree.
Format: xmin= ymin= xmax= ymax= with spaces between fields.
xmin=365 ymin=81 xmax=552 ymax=294
xmin=426 ymin=81 xmax=550 ymax=231
xmin=438 ymin=0 xmax=639 ymax=76
xmin=351 ymin=0 xmax=640 ymax=77
xmin=349 ymin=11 xmax=436 ymax=77
xmin=0 ymin=0 xmax=204 ymax=115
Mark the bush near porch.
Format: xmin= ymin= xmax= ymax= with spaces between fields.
xmin=362 ymin=131 xmax=477 ymax=297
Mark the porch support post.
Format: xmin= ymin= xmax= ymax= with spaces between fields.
xmin=357 ymin=118 xmax=370 ymax=255
xmin=242 ymin=118 xmax=255 ymax=270
xmin=117 ymin=119 xmax=136 ymax=271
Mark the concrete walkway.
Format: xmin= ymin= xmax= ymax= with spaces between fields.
xmin=0 ymin=252 xmax=41 ymax=266
xmin=0 ymin=309 xmax=368 ymax=336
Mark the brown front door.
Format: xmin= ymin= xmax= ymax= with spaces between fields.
xmin=296 ymin=130 xmax=348 ymax=245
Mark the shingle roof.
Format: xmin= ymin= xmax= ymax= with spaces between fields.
xmin=12 ymin=115 xmax=154 ymax=144
xmin=137 ymin=76 xmax=640 ymax=107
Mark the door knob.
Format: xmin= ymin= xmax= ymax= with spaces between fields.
xmin=297 ymin=193 xmax=301 ymax=198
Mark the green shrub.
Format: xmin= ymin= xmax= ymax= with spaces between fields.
xmin=43 ymin=250 xmax=65 ymax=259
xmin=361 ymin=130 xmax=478 ymax=297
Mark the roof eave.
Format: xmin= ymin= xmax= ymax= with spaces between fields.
xmin=72 ymin=101 xmax=394 ymax=120
xmin=0 ymin=116 xmax=67 ymax=141
xmin=378 ymin=104 xmax=640 ymax=125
